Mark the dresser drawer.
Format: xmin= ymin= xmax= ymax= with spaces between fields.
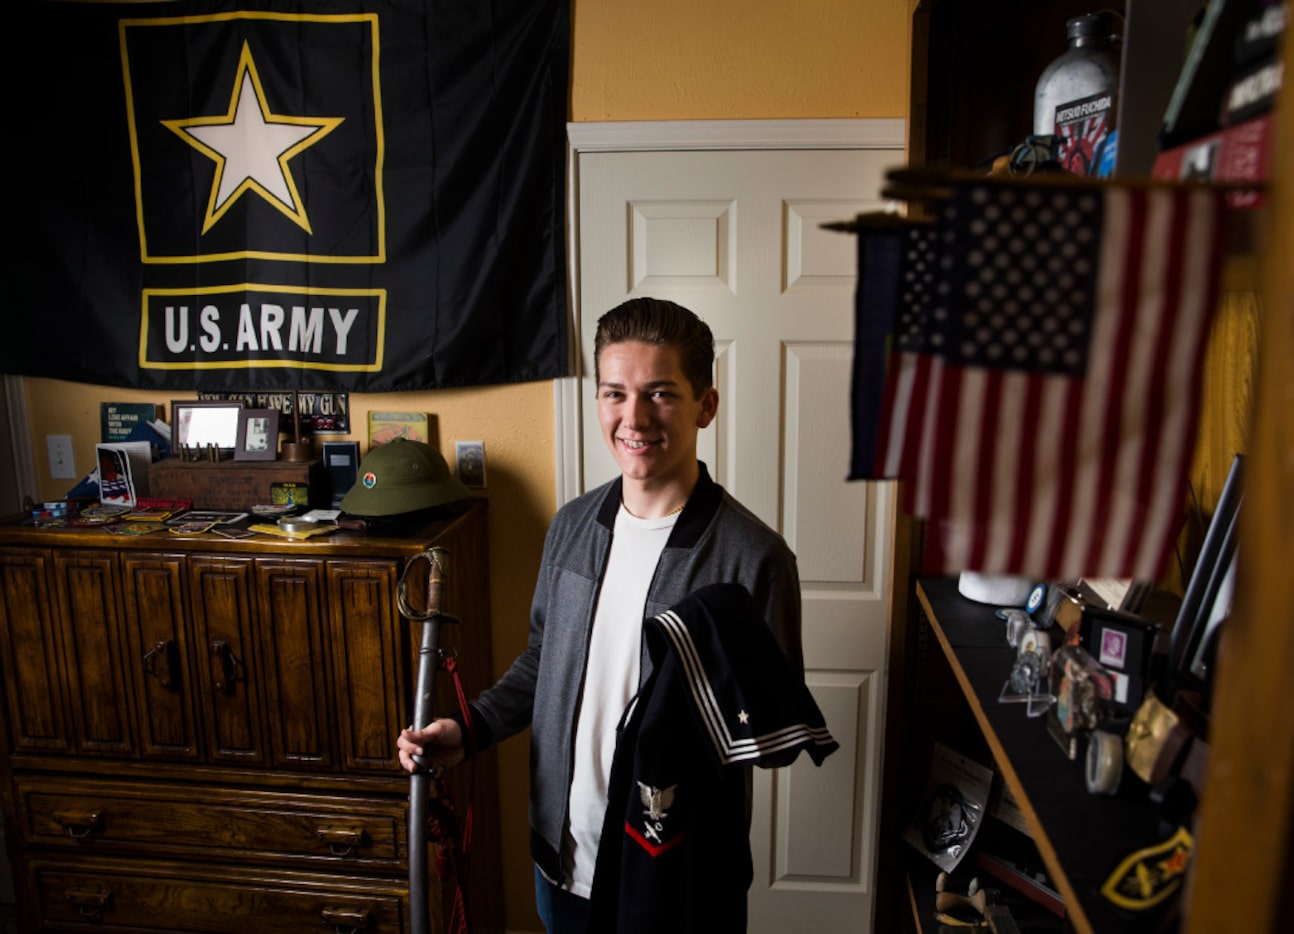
xmin=27 ymin=854 xmax=411 ymax=933
xmin=15 ymin=775 xmax=406 ymax=871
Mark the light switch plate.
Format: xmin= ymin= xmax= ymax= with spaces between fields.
xmin=47 ymin=434 xmax=75 ymax=480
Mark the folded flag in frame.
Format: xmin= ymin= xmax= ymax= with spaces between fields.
xmin=850 ymin=175 xmax=1229 ymax=580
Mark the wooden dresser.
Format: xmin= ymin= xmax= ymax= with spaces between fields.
xmin=0 ymin=499 xmax=501 ymax=933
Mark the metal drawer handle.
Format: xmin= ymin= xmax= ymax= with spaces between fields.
xmin=142 ymin=637 xmax=180 ymax=691
xmin=65 ymin=885 xmax=112 ymax=921
xmin=321 ymin=905 xmax=372 ymax=933
xmin=210 ymin=639 xmax=245 ymax=695
xmin=316 ymin=825 xmax=368 ymax=857
xmin=53 ymin=808 xmax=103 ymax=840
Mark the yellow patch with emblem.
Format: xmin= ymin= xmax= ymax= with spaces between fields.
xmin=1100 ymin=826 xmax=1193 ymax=911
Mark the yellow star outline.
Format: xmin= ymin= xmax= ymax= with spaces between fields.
xmin=162 ymin=41 xmax=343 ymax=235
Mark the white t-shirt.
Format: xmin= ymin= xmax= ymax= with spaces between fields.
xmin=565 ymin=504 xmax=678 ymax=897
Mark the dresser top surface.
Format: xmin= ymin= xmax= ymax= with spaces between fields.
xmin=0 ymin=497 xmax=485 ymax=559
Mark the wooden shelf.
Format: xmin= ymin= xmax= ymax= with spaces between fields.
xmin=915 ymin=577 xmax=1177 ymax=934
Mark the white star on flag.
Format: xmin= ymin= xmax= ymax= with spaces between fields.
xmin=163 ymin=41 xmax=342 ymax=234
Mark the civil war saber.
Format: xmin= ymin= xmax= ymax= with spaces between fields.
xmin=397 ymin=546 xmax=455 ymax=934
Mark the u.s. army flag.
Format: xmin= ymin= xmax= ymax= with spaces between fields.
xmin=8 ymin=0 xmax=569 ymax=391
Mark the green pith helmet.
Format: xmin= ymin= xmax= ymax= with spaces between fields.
xmin=340 ymin=438 xmax=470 ymax=516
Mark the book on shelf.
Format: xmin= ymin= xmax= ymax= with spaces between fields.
xmin=1159 ymin=0 xmax=1286 ymax=147
xmin=1151 ymin=110 xmax=1273 ymax=209
xmin=1159 ymin=0 xmax=1249 ymax=149
xmin=1221 ymin=55 xmax=1284 ymax=126
xmin=100 ymin=402 xmax=158 ymax=444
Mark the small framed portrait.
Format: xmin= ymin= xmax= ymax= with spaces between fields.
xmin=1080 ymin=606 xmax=1162 ymax=715
xmin=235 ymin=408 xmax=280 ymax=461
xmin=455 ymin=440 xmax=487 ymax=488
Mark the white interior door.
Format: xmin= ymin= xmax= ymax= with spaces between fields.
xmin=565 ymin=122 xmax=904 ymax=932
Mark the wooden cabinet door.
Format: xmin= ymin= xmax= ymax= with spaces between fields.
xmin=52 ymin=550 xmax=136 ymax=757
xmin=253 ymin=558 xmax=334 ymax=770
xmin=189 ymin=555 xmax=266 ymax=766
xmin=325 ymin=559 xmax=405 ymax=773
xmin=120 ymin=553 xmax=200 ymax=761
xmin=0 ymin=549 xmax=72 ymax=753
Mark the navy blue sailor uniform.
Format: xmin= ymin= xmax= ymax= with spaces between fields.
xmin=587 ymin=583 xmax=838 ymax=933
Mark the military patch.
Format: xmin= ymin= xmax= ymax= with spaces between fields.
xmin=1099 ymin=826 xmax=1193 ymax=911
xmin=625 ymin=781 xmax=684 ymax=858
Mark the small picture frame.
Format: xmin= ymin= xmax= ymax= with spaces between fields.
xmin=172 ymin=400 xmax=244 ymax=452
xmin=235 ymin=409 xmax=280 ymax=461
xmin=1169 ymin=455 xmax=1243 ymax=697
xmin=455 ymin=440 xmax=487 ymax=488
xmin=1080 ymin=606 xmax=1162 ymax=715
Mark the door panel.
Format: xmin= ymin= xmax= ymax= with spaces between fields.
xmin=325 ymin=559 xmax=402 ymax=772
xmin=120 ymin=554 xmax=200 ymax=761
xmin=254 ymin=559 xmax=332 ymax=770
xmin=189 ymin=556 xmax=265 ymax=765
xmin=573 ymin=138 xmax=902 ymax=931
xmin=0 ymin=550 xmax=71 ymax=752
xmin=54 ymin=551 xmax=135 ymax=757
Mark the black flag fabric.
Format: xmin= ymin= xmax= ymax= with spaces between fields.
xmin=7 ymin=0 xmax=569 ymax=392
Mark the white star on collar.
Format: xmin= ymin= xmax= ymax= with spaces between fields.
xmin=163 ymin=41 xmax=343 ymax=234
xmin=737 ymin=710 xmax=750 ymax=725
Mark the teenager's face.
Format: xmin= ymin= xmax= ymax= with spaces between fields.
xmin=597 ymin=341 xmax=717 ymax=491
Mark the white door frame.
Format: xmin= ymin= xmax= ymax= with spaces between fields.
xmin=556 ymin=118 xmax=907 ymax=505
xmin=3 ymin=377 xmax=38 ymax=513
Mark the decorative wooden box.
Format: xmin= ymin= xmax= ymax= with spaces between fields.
xmin=147 ymin=458 xmax=326 ymax=510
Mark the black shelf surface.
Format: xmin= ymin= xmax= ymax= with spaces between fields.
xmin=917 ymin=576 xmax=1178 ymax=934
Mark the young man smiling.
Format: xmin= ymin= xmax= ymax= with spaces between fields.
xmin=398 ymin=297 xmax=802 ymax=933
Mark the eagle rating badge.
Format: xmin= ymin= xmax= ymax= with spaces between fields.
xmin=1100 ymin=825 xmax=1194 ymax=911
xmin=626 ymin=781 xmax=684 ymax=858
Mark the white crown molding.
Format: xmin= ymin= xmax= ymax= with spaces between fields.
xmin=566 ymin=118 xmax=907 ymax=153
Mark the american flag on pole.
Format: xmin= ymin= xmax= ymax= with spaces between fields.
xmin=848 ymin=215 xmax=935 ymax=482
xmin=851 ymin=176 xmax=1228 ymax=580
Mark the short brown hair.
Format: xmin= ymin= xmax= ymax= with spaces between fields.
xmin=593 ymin=298 xmax=714 ymax=398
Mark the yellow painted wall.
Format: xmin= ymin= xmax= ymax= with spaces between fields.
xmin=14 ymin=2 xmax=913 ymax=929
xmin=571 ymin=0 xmax=912 ymax=120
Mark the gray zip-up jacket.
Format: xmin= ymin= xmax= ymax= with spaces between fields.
xmin=459 ymin=462 xmax=802 ymax=885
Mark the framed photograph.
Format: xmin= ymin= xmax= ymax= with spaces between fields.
xmin=1080 ymin=606 xmax=1162 ymax=715
xmin=235 ymin=408 xmax=279 ymax=461
xmin=456 ymin=440 xmax=487 ymax=488
xmin=1169 ymin=454 xmax=1243 ymax=696
xmin=172 ymin=400 xmax=243 ymax=452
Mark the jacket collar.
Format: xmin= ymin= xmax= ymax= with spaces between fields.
xmin=595 ymin=461 xmax=721 ymax=549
